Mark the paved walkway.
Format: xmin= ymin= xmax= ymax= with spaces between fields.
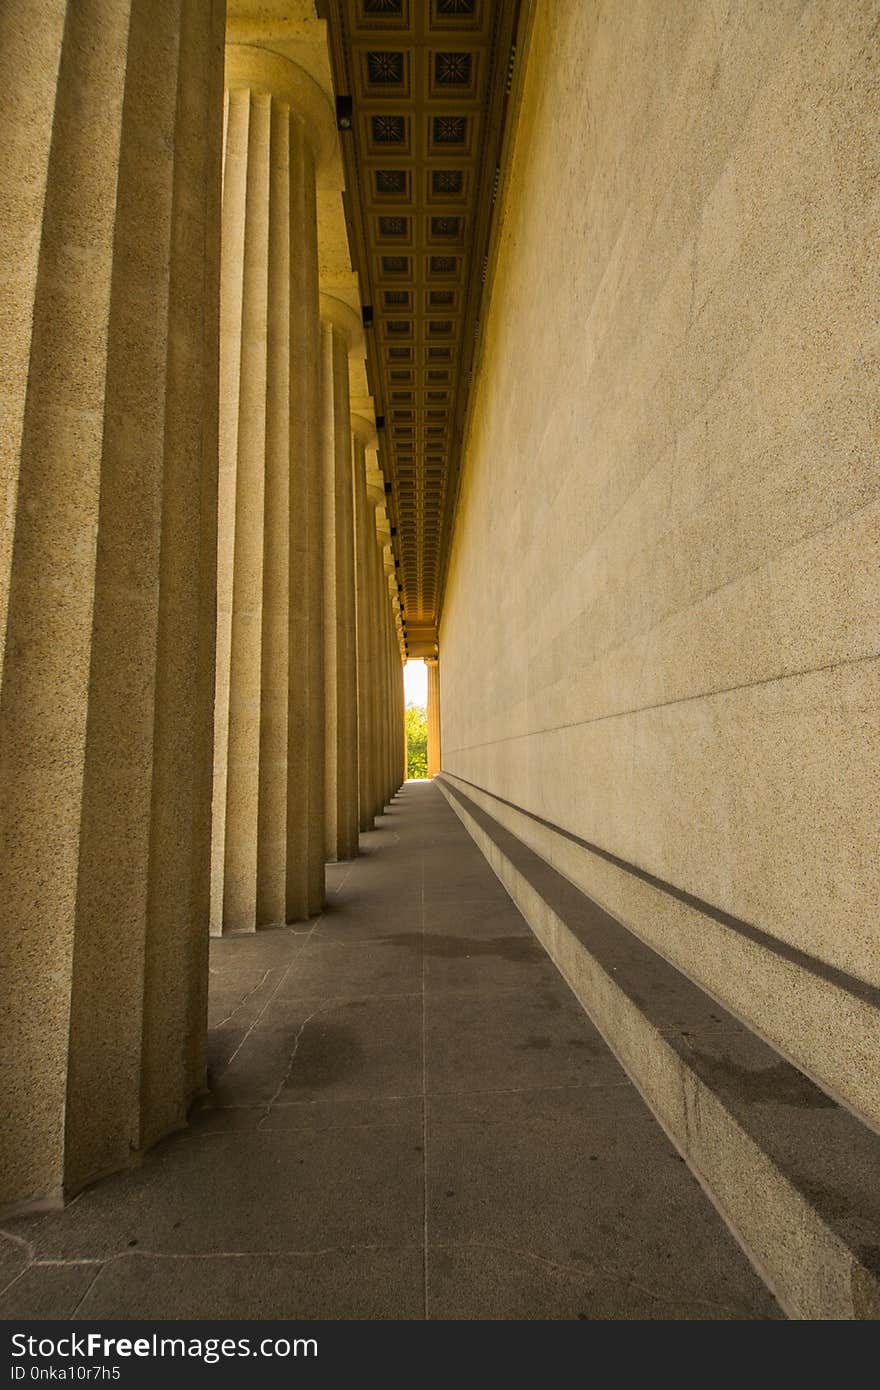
xmin=0 ymin=782 xmax=779 ymax=1319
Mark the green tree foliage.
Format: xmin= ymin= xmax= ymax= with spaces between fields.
xmin=406 ymin=704 xmax=428 ymax=779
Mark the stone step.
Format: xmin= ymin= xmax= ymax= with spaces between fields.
xmin=438 ymin=775 xmax=880 ymax=1320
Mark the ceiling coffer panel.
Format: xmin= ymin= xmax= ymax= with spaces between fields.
xmin=323 ymin=0 xmax=522 ymax=653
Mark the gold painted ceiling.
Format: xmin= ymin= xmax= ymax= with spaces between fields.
xmin=322 ymin=0 xmax=523 ymax=656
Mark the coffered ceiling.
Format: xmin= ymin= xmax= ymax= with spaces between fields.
xmin=322 ymin=0 xmax=523 ymax=656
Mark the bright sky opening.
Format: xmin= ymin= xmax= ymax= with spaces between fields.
xmin=403 ymin=658 xmax=427 ymax=709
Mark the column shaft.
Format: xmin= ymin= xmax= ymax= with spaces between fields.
xmin=287 ymin=124 xmax=322 ymax=923
xmin=0 ymin=1 xmax=66 ymax=691
xmin=212 ymin=56 xmax=324 ymax=933
xmin=0 ymin=0 xmax=223 ymax=1207
xmin=427 ymin=658 xmax=442 ymax=778
xmin=352 ymin=429 xmax=374 ymax=832
xmin=321 ymin=321 xmax=359 ymax=861
xmin=384 ymin=592 xmax=395 ymax=802
xmin=369 ymin=521 xmax=385 ymax=818
xmin=397 ymin=658 xmax=405 ymax=787
xmin=256 ymin=99 xmax=293 ymax=927
xmin=304 ymin=313 xmax=326 ymax=909
xmin=212 ymin=87 xmax=270 ymax=934
xmin=378 ymin=585 xmax=389 ymax=807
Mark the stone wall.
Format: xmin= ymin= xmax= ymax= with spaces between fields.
xmin=440 ymin=1 xmax=879 ymax=1116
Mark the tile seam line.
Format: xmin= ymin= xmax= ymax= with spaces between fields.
xmin=33 ymin=1243 xmax=428 ymax=1269
xmin=204 ymin=1078 xmax=636 ymax=1113
xmin=440 ymin=774 xmax=880 ymax=1013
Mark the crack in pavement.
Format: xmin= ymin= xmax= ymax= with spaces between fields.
xmin=431 ymin=1240 xmax=756 ymax=1318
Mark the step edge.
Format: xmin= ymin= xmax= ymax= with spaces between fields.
xmin=438 ymin=774 xmax=880 ymax=1322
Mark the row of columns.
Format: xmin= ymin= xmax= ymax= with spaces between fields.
xmin=360 ymin=440 xmax=405 ymax=815
xmin=320 ymin=301 xmax=360 ymax=866
xmin=209 ymin=46 xmax=405 ymax=937
xmin=0 ymin=20 xmax=405 ymax=1213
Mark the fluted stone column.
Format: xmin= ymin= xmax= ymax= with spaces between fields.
xmin=363 ymin=463 xmax=407 ymax=811
xmin=386 ymin=578 xmax=401 ymax=800
xmin=427 ymin=657 xmax=442 ymax=778
xmin=0 ymin=0 xmax=224 ymax=1210
xmin=364 ymin=462 xmax=388 ymax=819
xmin=320 ymin=297 xmax=362 ymax=862
xmin=374 ymin=563 xmax=386 ymax=812
xmin=352 ymin=415 xmax=378 ymax=832
xmin=397 ymin=656 xmax=406 ymax=787
xmin=373 ymin=554 xmax=387 ymax=814
xmin=392 ymin=611 xmax=405 ymax=791
xmin=211 ymin=47 xmax=333 ymax=934
xmin=382 ymin=555 xmax=396 ymax=805
xmin=376 ymin=493 xmax=393 ymax=809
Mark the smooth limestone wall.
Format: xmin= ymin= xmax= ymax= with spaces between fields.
xmin=440 ymin=2 xmax=879 ymax=1112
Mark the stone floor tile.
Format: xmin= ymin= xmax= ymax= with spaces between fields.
xmin=426 ymin=1085 xmax=780 ymax=1320
xmin=275 ymin=994 xmax=424 ymax=1103
xmin=423 ymin=927 xmax=562 ymax=997
xmin=422 ymin=898 xmax=533 ymax=936
xmin=427 ymin=1244 xmax=780 ymax=1321
xmin=425 ymin=985 xmax=626 ymax=1095
xmin=77 ymin=1247 xmax=424 ymax=1320
xmin=16 ymin=1123 xmax=423 ymax=1263
xmin=274 ymin=936 xmax=423 ymax=1000
xmin=0 ymin=1263 xmax=102 ymax=1319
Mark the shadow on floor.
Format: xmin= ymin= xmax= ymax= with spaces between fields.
xmin=0 ymin=784 xmax=780 ymax=1320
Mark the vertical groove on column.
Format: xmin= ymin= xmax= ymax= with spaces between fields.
xmin=389 ymin=600 xmax=396 ymax=796
xmin=140 ymin=0 xmax=224 ymax=1147
xmin=0 ymin=0 xmax=133 ymax=1207
xmin=183 ymin=0 xmax=225 ymax=1101
xmin=256 ymin=97 xmax=291 ymax=928
xmin=363 ymin=493 xmax=379 ymax=823
xmin=374 ymin=550 xmax=384 ymax=813
xmin=353 ymin=433 xmax=373 ymax=832
xmin=382 ymin=590 xmax=392 ymax=804
xmin=211 ymin=85 xmax=249 ymax=935
xmin=334 ymin=390 xmax=357 ymax=860
xmin=287 ymin=119 xmax=321 ymax=921
xmin=374 ymin=534 xmax=386 ymax=816
xmin=66 ymin=0 xmax=185 ymax=1187
xmin=0 ymin=0 xmax=67 ymax=688
xmin=320 ymin=322 xmax=339 ymax=860
xmin=218 ymin=91 xmax=271 ymax=933
xmin=378 ymin=576 xmax=387 ymax=809
xmin=321 ymin=320 xmax=358 ymax=863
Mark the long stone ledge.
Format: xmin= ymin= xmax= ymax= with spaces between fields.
xmin=437 ymin=773 xmax=880 ymax=1133
xmin=437 ymin=773 xmax=880 ymax=1320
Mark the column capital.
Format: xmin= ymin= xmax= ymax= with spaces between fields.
xmin=366 ymin=463 xmax=387 ymax=511
xmin=225 ymin=45 xmax=337 ymax=172
xmin=320 ymin=293 xmax=364 ymax=358
xmin=351 ymin=413 xmax=377 ymax=449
